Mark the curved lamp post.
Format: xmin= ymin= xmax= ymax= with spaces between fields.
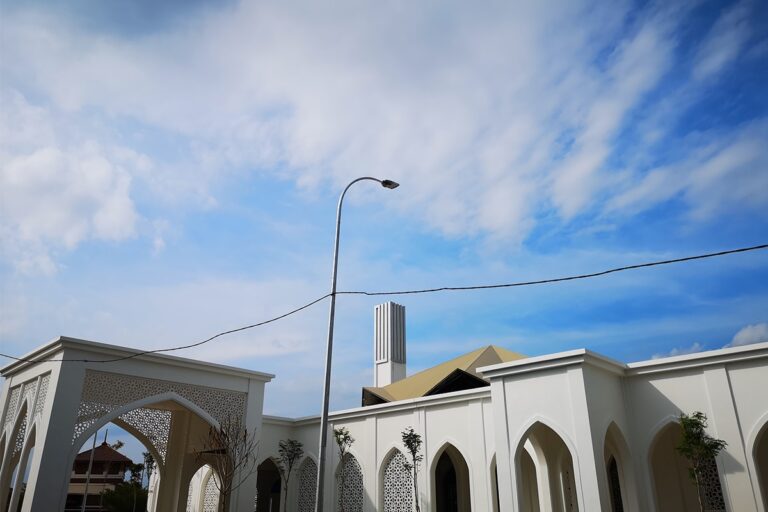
xmin=315 ymin=177 xmax=399 ymax=512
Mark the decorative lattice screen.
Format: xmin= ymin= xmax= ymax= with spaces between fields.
xmin=700 ymin=457 xmax=726 ymax=512
xmin=203 ymin=471 xmax=219 ymax=512
xmin=337 ymin=453 xmax=363 ymax=512
xmin=383 ymin=451 xmax=412 ymax=512
xmin=298 ymin=458 xmax=318 ymax=512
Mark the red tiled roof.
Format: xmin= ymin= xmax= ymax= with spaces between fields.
xmin=75 ymin=442 xmax=133 ymax=464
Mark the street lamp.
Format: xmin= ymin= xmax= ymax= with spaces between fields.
xmin=314 ymin=177 xmax=399 ymax=512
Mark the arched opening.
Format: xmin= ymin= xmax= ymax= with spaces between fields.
xmin=753 ymin=423 xmax=768 ymax=509
xmin=519 ymin=447 xmax=540 ymax=512
xmin=649 ymin=421 xmax=725 ymax=512
xmin=433 ymin=444 xmax=471 ymax=512
xmin=490 ymin=456 xmax=500 ymax=512
xmin=0 ymin=402 xmax=28 ymax=511
xmin=7 ymin=425 xmax=35 ymax=512
xmin=66 ymin=422 xmax=152 ymax=512
xmin=186 ymin=464 xmax=219 ymax=512
xmin=256 ymin=458 xmax=281 ymax=512
xmin=380 ymin=449 xmax=412 ymax=512
xmin=515 ymin=422 xmax=577 ymax=512
xmin=297 ymin=457 xmax=318 ymax=512
xmin=604 ymin=422 xmax=632 ymax=512
xmin=336 ymin=453 xmax=363 ymax=512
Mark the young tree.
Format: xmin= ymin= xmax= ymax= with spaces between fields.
xmin=333 ymin=427 xmax=355 ymax=512
xmin=126 ymin=463 xmax=144 ymax=484
xmin=401 ymin=426 xmax=423 ymax=512
xmin=676 ymin=411 xmax=727 ymax=512
xmin=196 ymin=414 xmax=259 ymax=512
xmin=277 ymin=439 xmax=304 ymax=512
xmin=142 ymin=452 xmax=155 ymax=489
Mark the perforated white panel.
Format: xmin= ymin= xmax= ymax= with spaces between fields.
xmin=73 ymin=369 xmax=246 ymax=446
xmin=203 ymin=472 xmax=219 ymax=512
xmin=297 ymin=458 xmax=318 ymax=512
xmin=34 ymin=374 xmax=50 ymax=418
xmin=337 ymin=453 xmax=363 ymax=512
xmin=118 ymin=407 xmax=171 ymax=460
xmin=701 ymin=457 xmax=726 ymax=512
xmin=3 ymin=387 xmax=21 ymax=428
xmin=383 ymin=451 xmax=412 ymax=512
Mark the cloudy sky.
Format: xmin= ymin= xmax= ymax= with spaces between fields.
xmin=2 ymin=0 xmax=768 ymax=457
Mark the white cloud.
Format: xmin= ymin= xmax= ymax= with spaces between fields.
xmin=728 ymin=323 xmax=768 ymax=347
xmin=652 ymin=342 xmax=704 ymax=359
xmin=0 ymin=90 xmax=141 ymax=273
xmin=0 ymin=0 xmax=764 ymax=271
xmin=693 ymin=1 xmax=752 ymax=80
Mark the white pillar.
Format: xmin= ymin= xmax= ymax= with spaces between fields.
xmin=374 ymin=302 xmax=406 ymax=387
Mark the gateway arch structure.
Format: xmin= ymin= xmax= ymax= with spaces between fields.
xmin=0 ymin=336 xmax=273 ymax=512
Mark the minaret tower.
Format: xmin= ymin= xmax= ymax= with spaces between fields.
xmin=374 ymin=302 xmax=406 ymax=387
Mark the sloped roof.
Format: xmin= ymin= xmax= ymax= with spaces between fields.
xmin=75 ymin=442 xmax=133 ymax=464
xmin=363 ymin=345 xmax=525 ymax=403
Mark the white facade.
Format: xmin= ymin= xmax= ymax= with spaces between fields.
xmin=2 ymin=335 xmax=768 ymax=511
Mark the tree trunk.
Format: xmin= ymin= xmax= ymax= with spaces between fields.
xmin=412 ymin=466 xmax=420 ymax=512
xmin=694 ymin=469 xmax=704 ymax=512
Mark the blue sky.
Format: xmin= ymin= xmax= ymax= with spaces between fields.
xmin=2 ymin=0 xmax=768 ymax=462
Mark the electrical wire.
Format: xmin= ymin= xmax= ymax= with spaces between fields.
xmin=0 ymin=294 xmax=331 ymax=364
xmin=1 ymin=243 xmax=765 ymax=365
xmin=337 ymin=244 xmax=768 ymax=297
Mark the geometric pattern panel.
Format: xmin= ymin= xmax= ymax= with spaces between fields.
xmin=297 ymin=458 xmax=318 ymax=512
xmin=73 ymin=370 xmax=247 ymax=444
xmin=118 ymin=408 xmax=172 ymax=462
xmin=20 ymin=381 xmax=37 ymax=417
xmin=12 ymin=414 xmax=27 ymax=457
xmin=337 ymin=453 xmax=363 ymax=512
xmin=34 ymin=374 xmax=50 ymax=418
xmin=203 ymin=471 xmax=220 ymax=512
xmin=3 ymin=386 xmax=21 ymax=428
xmin=700 ymin=457 xmax=726 ymax=512
xmin=382 ymin=451 xmax=412 ymax=512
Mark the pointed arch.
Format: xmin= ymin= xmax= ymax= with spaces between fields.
xmin=648 ymin=418 xmax=725 ymax=512
xmin=336 ymin=452 xmax=363 ymax=512
xmin=514 ymin=420 xmax=578 ymax=512
xmin=603 ymin=421 xmax=636 ymax=512
xmin=490 ymin=455 xmax=500 ymax=512
xmin=201 ymin=465 xmax=221 ymax=512
xmin=9 ymin=424 xmax=37 ymax=512
xmin=430 ymin=442 xmax=472 ymax=512
xmin=0 ymin=400 xmax=29 ymax=507
xmin=297 ymin=456 xmax=318 ymax=512
xmin=747 ymin=412 xmax=768 ymax=509
xmin=256 ymin=457 xmax=282 ymax=512
xmin=379 ymin=447 xmax=412 ymax=512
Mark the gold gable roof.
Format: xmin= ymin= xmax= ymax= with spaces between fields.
xmin=363 ymin=345 xmax=525 ymax=403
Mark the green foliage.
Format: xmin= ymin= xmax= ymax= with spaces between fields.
xmin=675 ymin=411 xmax=727 ymax=512
xmin=126 ymin=463 xmax=144 ymax=484
xmin=110 ymin=440 xmax=125 ymax=451
xmin=401 ymin=426 xmax=423 ymax=512
xmin=101 ymin=481 xmax=148 ymax=512
xmin=334 ymin=427 xmax=355 ymax=512
xmin=143 ymin=452 xmax=156 ymax=486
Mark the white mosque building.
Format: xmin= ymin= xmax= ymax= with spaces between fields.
xmin=1 ymin=302 xmax=767 ymax=512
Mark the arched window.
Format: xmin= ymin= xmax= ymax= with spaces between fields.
xmin=607 ymin=457 xmax=623 ymax=512
xmin=381 ymin=450 xmax=412 ymax=512
xmin=337 ymin=453 xmax=363 ymax=512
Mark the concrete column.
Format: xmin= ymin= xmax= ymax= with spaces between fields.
xmin=156 ymin=409 xmax=191 ymax=512
xmin=566 ymin=367 xmax=606 ymax=511
xmin=704 ymin=366 xmax=760 ymax=511
xmin=23 ymin=363 xmax=85 ymax=512
xmin=489 ymin=379 xmax=516 ymax=512
xmin=230 ymin=378 xmax=266 ymax=512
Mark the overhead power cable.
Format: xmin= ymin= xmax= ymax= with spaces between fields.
xmin=0 ymin=243 xmax=765 ymax=365
xmin=337 ymin=244 xmax=768 ymax=297
xmin=0 ymin=294 xmax=331 ymax=364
